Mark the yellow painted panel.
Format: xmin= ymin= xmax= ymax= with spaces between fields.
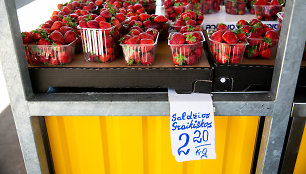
xmin=294 ymin=124 xmax=306 ymax=174
xmin=46 ymin=116 xmax=259 ymax=174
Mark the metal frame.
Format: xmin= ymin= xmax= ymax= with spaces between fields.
xmin=0 ymin=0 xmax=306 ymax=173
xmin=280 ymin=103 xmax=306 ymax=174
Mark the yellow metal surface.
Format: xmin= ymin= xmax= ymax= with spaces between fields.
xmin=45 ymin=116 xmax=259 ymax=174
xmin=294 ymin=124 xmax=306 ymax=174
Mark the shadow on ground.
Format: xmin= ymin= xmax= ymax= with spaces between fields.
xmin=0 ymin=106 xmax=26 ymax=174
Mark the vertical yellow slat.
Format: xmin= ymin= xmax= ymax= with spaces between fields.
xmin=45 ymin=117 xmax=72 ymax=174
xmin=103 ymin=116 xmax=144 ymax=174
xmin=294 ymin=125 xmax=306 ymax=174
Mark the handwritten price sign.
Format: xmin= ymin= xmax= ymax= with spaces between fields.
xmin=168 ymin=89 xmax=216 ymax=162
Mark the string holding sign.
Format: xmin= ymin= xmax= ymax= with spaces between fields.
xmin=168 ymin=89 xmax=216 ymax=162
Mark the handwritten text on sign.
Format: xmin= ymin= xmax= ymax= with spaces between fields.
xmin=168 ymin=89 xmax=216 ymax=162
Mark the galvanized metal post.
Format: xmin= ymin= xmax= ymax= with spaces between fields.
xmin=256 ymin=0 xmax=306 ymax=173
xmin=0 ymin=0 xmax=43 ymax=173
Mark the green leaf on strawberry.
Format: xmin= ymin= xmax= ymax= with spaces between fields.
xmin=186 ymin=34 xmax=196 ymax=44
xmin=174 ymin=53 xmax=187 ymax=66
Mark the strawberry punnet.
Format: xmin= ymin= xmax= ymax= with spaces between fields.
xmin=120 ymin=28 xmax=159 ymax=66
xmin=169 ymin=31 xmax=204 ymax=66
xmin=173 ymin=11 xmax=204 ymax=33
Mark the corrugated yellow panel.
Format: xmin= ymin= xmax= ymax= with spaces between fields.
xmin=45 ymin=116 xmax=259 ymax=174
xmin=294 ymin=124 xmax=306 ymax=174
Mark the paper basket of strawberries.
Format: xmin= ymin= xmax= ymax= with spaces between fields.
xmin=171 ymin=10 xmax=204 ymax=33
xmin=208 ymin=26 xmax=248 ymax=64
xmin=120 ymin=28 xmax=159 ymax=65
xmin=225 ymin=0 xmax=247 ymax=15
xmin=22 ymin=28 xmax=78 ymax=66
xmin=168 ymin=31 xmax=205 ymax=66
xmin=253 ymin=0 xmax=283 ymax=21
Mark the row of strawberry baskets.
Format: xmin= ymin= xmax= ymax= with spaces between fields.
xmin=21 ymin=0 xmax=286 ymax=66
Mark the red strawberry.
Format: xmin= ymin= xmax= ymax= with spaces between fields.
xmin=186 ymin=20 xmax=197 ymax=27
xmin=174 ymin=19 xmax=185 ymax=31
xmin=49 ymin=58 xmax=59 ymax=65
xmin=50 ymin=30 xmax=65 ymax=44
xmin=170 ymin=33 xmax=186 ymax=45
xmin=79 ymin=20 xmax=88 ymax=28
xmin=154 ymin=15 xmax=168 ymax=23
xmin=64 ymin=30 xmax=77 ymax=44
xmin=51 ymin=21 xmax=63 ymax=30
xmin=241 ymin=25 xmax=252 ymax=34
xmin=215 ymin=54 xmax=228 ymax=64
xmin=100 ymin=10 xmax=112 ymax=19
xmin=136 ymin=8 xmax=146 ymax=14
xmin=119 ymin=35 xmax=132 ymax=44
xmin=95 ymin=16 xmax=106 ymax=23
xmin=210 ymin=30 xmax=223 ymax=42
xmin=270 ymin=0 xmax=280 ymax=5
xmin=216 ymin=23 xmax=228 ymax=31
xmin=254 ymin=0 xmax=267 ymax=5
xmin=265 ymin=30 xmax=279 ymax=46
xmin=51 ymin=15 xmax=60 ymax=22
xmin=130 ymin=26 xmax=144 ymax=33
xmin=139 ymin=13 xmax=151 ymax=22
xmin=57 ymin=51 xmax=71 ymax=64
xmin=139 ymin=33 xmax=154 ymax=40
xmin=229 ymin=55 xmax=242 ymax=64
xmin=180 ymin=45 xmax=192 ymax=56
xmin=194 ymin=47 xmax=203 ymax=58
xmin=129 ymin=29 xmax=141 ymax=37
xmin=222 ymin=31 xmax=238 ymax=44
xmin=38 ymin=38 xmax=51 ymax=45
xmin=172 ymin=52 xmax=187 ymax=65
xmin=95 ymin=0 xmax=104 ymax=7
xmin=232 ymin=43 xmax=245 ymax=56
xmin=141 ymin=52 xmax=154 ymax=65
xmin=235 ymin=28 xmax=247 ymax=41
xmin=249 ymin=19 xmax=263 ymax=27
xmin=236 ymin=20 xmax=248 ymax=28
xmin=247 ymin=32 xmax=263 ymax=46
xmin=103 ymin=36 xmax=114 ymax=47
xmin=87 ymin=20 xmax=99 ymax=28
xmin=21 ymin=32 xmax=34 ymax=44
xmin=185 ymin=54 xmax=197 ymax=65
xmin=143 ymin=21 xmax=153 ymax=28
xmin=127 ymin=36 xmax=140 ymax=44
xmin=173 ymin=4 xmax=184 ymax=14
xmin=134 ymin=3 xmax=143 ymax=10
xmin=146 ymin=28 xmax=158 ymax=38
xmin=246 ymin=46 xmax=259 ymax=58
xmin=164 ymin=0 xmax=173 ymax=8
xmin=99 ymin=54 xmax=111 ymax=62
xmin=115 ymin=13 xmax=125 ymax=22
xmin=59 ymin=26 xmax=73 ymax=34
xmin=259 ymin=48 xmax=272 ymax=58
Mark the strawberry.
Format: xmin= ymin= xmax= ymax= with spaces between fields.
xmin=216 ymin=23 xmax=228 ymax=31
xmin=86 ymin=20 xmax=99 ymax=29
xmin=141 ymin=52 xmax=154 ymax=65
xmin=215 ymin=54 xmax=228 ymax=64
xmin=210 ymin=30 xmax=223 ymax=42
xmin=50 ymin=30 xmax=65 ymax=44
xmin=164 ymin=0 xmax=173 ymax=8
xmin=241 ymin=25 xmax=252 ymax=34
xmin=265 ymin=30 xmax=279 ymax=46
xmin=194 ymin=47 xmax=202 ymax=58
xmin=154 ymin=15 xmax=168 ymax=23
xmin=139 ymin=33 xmax=155 ymax=40
xmin=127 ymin=36 xmax=140 ymax=44
xmin=170 ymin=33 xmax=186 ymax=45
xmin=49 ymin=57 xmax=59 ymax=65
xmin=119 ymin=35 xmax=132 ymax=44
xmin=57 ymin=51 xmax=71 ymax=64
xmin=130 ymin=26 xmax=144 ymax=33
xmin=219 ymin=43 xmax=231 ymax=55
xmin=235 ymin=28 xmax=247 ymax=41
xmin=172 ymin=52 xmax=187 ymax=65
xmin=99 ymin=54 xmax=111 ymax=62
xmin=186 ymin=20 xmax=197 ymax=27
xmin=64 ymin=30 xmax=77 ymax=44
xmin=143 ymin=21 xmax=153 ymax=28
xmin=232 ymin=43 xmax=245 ymax=56
xmin=174 ymin=19 xmax=184 ymax=31
xmin=173 ymin=3 xmax=184 ymax=14
xmin=146 ymin=28 xmax=158 ymax=38
xmin=51 ymin=21 xmax=63 ymax=30
xmin=246 ymin=46 xmax=259 ymax=58
xmin=95 ymin=0 xmax=104 ymax=7
xmin=129 ymin=29 xmax=141 ymax=37
xmin=229 ymin=55 xmax=241 ymax=64
xmin=186 ymin=54 xmax=197 ymax=65
xmin=184 ymin=33 xmax=197 ymax=44
xmin=140 ymin=39 xmax=155 ymax=44
xmin=222 ymin=31 xmax=238 ymax=44
xmin=95 ymin=16 xmax=106 ymax=23
xmin=38 ymin=38 xmax=51 ymax=45
xmin=252 ymin=23 xmax=265 ymax=36
xmin=254 ymin=0 xmax=267 ymax=5
xmin=51 ymin=15 xmax=60 ymax=22
xmin=100 ymin=10 xmax=112 ymax=19
xmin=139 ymin=13 xmax=151 ymax=22
xmin=59 ymin=26 xmax=73 ymax=34
xmin=236 ymin=20 xmax=248 ymax=28
xmin=180 ymin=45 xmax=192 ymax=56
xmin=79 ymin=20 xmax=88 ymax=28
xmin=247 ymin=32 xmax=263 ymax=46
xmin=259 ymin=48 xmax=272 ymax=58
xmin=249 ymin=19 xmax=263 ymax=27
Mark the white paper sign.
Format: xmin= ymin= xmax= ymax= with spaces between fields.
xmin=168 ymin=89 xmax=216 ymax=162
